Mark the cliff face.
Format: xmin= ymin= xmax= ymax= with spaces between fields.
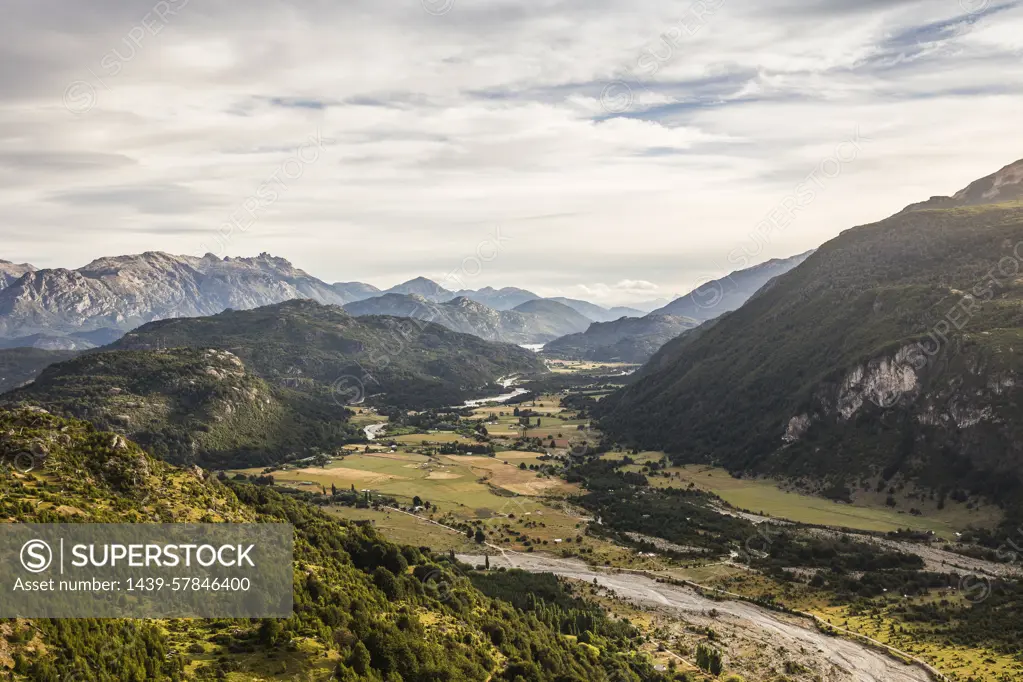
xmin=780 ymin=337 xmax=1023 ymax=490
xmin=0 ymin=252 xmax=349 ymax=340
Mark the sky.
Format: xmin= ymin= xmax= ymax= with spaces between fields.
xmin=1 ymin=0 xmax=1022 ymax=306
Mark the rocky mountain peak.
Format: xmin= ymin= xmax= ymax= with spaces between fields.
xmin=0 ymin=260 xmax=36 ymax=290
xmin=903 ymin=158 xmax=1023 ymax=212
xmin=0 ymin=251 xmax=351 ymax=341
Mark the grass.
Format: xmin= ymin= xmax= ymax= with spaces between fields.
xmin=237 ymin=448 xmax=577 ymax=519
xmin=649 ymin=464 xmax=999 ymax=538
xmin=325 ymin=505 xmax=480 ymax=553
xmin=546 ymin=360 xmax=639 ymax=374
xmin=387 ymin=432 xmax=469 ymax=444
xmin=813 ymin=601 xmax=1023 ymax=681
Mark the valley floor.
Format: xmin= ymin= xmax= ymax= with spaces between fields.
xmin=238 ymin=367 xmax=1022 ymax=681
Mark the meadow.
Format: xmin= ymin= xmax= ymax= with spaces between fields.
xmin=644 ymin=463 xmax=999 ymax=538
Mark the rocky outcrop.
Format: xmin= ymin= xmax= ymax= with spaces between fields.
xmin=0 ymin=252 xmax=352 ymax=341
xmin=782 ymin=414 xmax=811 ymax=443
xmin=835 ymin=345 xmax=920 ymax=417
xmin=0 ymin=260 xmax=35 ymax=290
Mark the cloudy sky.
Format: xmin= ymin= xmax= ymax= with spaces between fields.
xmin=2 ymin=0 xmax=1021 ymax=305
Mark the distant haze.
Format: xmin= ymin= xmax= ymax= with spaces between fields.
xmin=2 ymin=1 xmax=1021 ymax=304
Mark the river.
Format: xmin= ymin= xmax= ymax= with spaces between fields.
xmin=458 ymin=375 xmax=529 ymax=408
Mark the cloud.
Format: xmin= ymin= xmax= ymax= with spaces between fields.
xmin=0 ymin=0 xmax=1020 ymax=297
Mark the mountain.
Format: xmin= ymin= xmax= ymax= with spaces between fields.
xmin=0 ymin=407 xmax=660 ymax=682
xmin=902 ymin=159 xmax=1023 ymax=212
xmin=0 ymin=347 xmax=79 ymax=393
xmin=105 ymin=299 xmax=545 ymax=407
xmin=0 ymin=259 xmax=35 ymax=289
xmin=608 ymin=305 xmax=646 ymax=318
xmin=382 ymin=276 xmax=454 ymax=302
xmin=454 ymin=286 xmax=540 ymax=310
xmin=543 ymin=315 xmax=698 ymax=363
xmin=2 ymin=347 xmax=358 ymax=467
xmin=512 ymin=298 xmax=592 ymax=325
xmin=0 ymin=251 xmax=355 ymax=342
xmin=331 ymin=280 xmax=381 ymax=303
xmin=4 ymin=300 xmax=545 ymax=464
xmin=0 ymin=326 xmax=125 ymax=351
xmin=0 ymin=252 xmax=624 ymax=344
xmin=648 ymin=250 xmax=814 ymax=321
xmin=547 ymin=297 xmax=643 ymax=322
xmin=628 ymin=297 xmax=673 ymax=313
xmin=344 ymin=293 xmax=589 ymax=344
xmin=597 ymin=159 xmax=1023 ymax=505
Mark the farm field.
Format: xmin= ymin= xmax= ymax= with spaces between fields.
xmin=387 ymin=432 xmax=470 ymax=444
xmin=545 ymin=359 xmax=638 ymax=374
xmin=473 ymin=394 xmax=591 ymax=439
xmin=646 ymin=464 xmax=998 ymax=538
xmin=235 ymin=448 xmax=577 ymax=519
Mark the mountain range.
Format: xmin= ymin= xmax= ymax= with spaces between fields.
xmin=0 ymin=252 xmax=357 ymax=345
xmin=0 ymin=252 xmax=673 ymax=349
xmin=343 ymin=294 xmax=591 ymax=344
xmin=647 ymin=251 xmax=814 ymax=320
xmin=541 ymin=253 xmax=812 ymax=363
xmin=542 ymin=315 xmax=699 ymax=363
xmin=597 ymin=158 xmax=1023 ymax=507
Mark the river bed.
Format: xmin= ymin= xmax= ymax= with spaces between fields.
xmin=456 ymin=553 xmax=932 ymax=682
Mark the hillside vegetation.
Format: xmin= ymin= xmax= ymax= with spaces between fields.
xmin=599 ymin=183 xmax=1023 ymax=512
xmin=1 ymin=301 xmax=545 ymax=466
xmin=1 ymin=348 xmax=358 ymax=468
xmin=0 ymin=348 xmax=78 ymax=394
xmin=0 ymin=407 xmax=670 ymax=681
xmin=106 ymin=299 xmax=546 ymax=408
xmin=544 ymin=315 xmax=697 ymax=363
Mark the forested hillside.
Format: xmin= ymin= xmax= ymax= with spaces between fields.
xmin=599 ymin=171 xmax=1023 ymax=511
xmin=0 ymin=407 xmax=668 ymax=681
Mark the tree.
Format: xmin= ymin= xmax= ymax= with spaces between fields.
xmin=474 ymin=528 xmax=486 ymax=544
xmin=258 ymin=618 xmax=282 ymax=646
xmin=348 ymin=641 xmax=371 ymax=676
xmin=331 ymin=483 xmax=337 ymax=496
xmin=696 ymin=644 xmax=722 ymax=675
xmin=413 ymin=495 xmax=423 ymax=508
